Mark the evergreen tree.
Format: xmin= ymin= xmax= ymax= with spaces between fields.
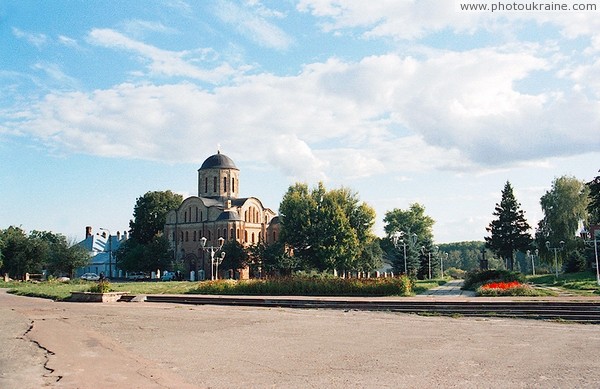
xmin=485 ymin=181 xmax=532 ymax=271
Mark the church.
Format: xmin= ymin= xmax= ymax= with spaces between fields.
xmin=164 ymin=151 xmax=279 ymax=280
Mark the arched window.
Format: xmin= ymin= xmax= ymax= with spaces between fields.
xmin=213 ymin=176 xmax=217 ymax=193
xmin=193 ymin=231 xmax=197 ymax=241
xmin=196 ymin=207 xmax=198 ymax=222
xmin=223 ymin=229 xmax=227 ymax=240
xmin=223 ymin=177 xmax=227 ymax=193
xmin=205 ymin=177 xmax=208 ymax=193
xmin=237 ymin=229 xmax=240 ymax=241
xmin=208 ymin=230 xmax=211 ymax=241
xmin=244 ymin=230 xmax=248 ymax=242
xmin=180 ymin=231 xmax=184 ymax=242
xmin=232 ymin=178 xmax=235 ymax=192
xmin=184 ymin=211 xmax=187 ymax=223
xmin=185 ymin=231 xmax=189 ymax=241
xmin=230 ymin=228 xmax=234 ymax=240
xmin=252 ymin=232 xmax=255 ymax=243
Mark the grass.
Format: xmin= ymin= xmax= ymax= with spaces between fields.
xmin=527 ymin=271 xmax=600 ymax=296
xmin=1 ymin=275 xmax=421 ymax=301
xmin=413 ymin=279 xmax=447 ymax=294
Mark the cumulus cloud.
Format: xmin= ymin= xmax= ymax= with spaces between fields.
xmin=7 ymin=38 xmax=599 ymax=184
xmin=298 ymin=0 xmax=600 ymax=40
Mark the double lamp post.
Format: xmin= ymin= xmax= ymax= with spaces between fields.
xmin=200 ymin=236 xmax=226 ymax=280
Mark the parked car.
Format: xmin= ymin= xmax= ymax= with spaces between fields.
xmin=127 ymin=272 xmax=149 ymax=281
xmin=80 ymin=273 xmax=100 ymax=281
xmin=161 ymin=271 xmax=176 ymax=281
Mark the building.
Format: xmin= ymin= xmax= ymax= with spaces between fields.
xmin=76 ymin=226 xmax=128 ymax=278
xmin=164 ymin=151 xmax=279 ymax=279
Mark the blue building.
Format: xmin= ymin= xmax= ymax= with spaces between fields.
xmin=76 ymin=226 xmax=128 ymax=278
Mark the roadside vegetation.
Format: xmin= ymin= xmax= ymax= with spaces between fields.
xmin=528 ymin=271 xmax=600 ymax=296
xmin=1 ymin=274 xmax=421 ymax=301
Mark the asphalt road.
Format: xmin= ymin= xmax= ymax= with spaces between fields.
xmin=2 ymin=289 xmax=600 ymax=388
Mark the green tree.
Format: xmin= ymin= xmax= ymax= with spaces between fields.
xmin=587 ymin=170 xmax=600 ymax=226
xmin=0 ymin=227 xmax=47 ymax=278
xmin=536 ymin=176 xmax=590 ymax=271
xmin=117 ymin=190 xmax=182 ymax=271
xmin=279 ymin=182 xmax=378 ymax=273
xmin=221 ymin=240 xmax=249 ymax=277
xmin=485 ymin=181 xmax=532 ymax=271
xmin=46 ymin=236 xmax=90 ymax=277
xmin=383 ymin=203 xmax=435 ymax=276
xmin=129 ymin=190 xmax=183 ymax=244
xmin=250 ymin=241 xmax=298 ymax=277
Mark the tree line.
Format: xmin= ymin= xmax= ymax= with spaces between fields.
xmin=0 ymin=227 xmax=89 ymax=279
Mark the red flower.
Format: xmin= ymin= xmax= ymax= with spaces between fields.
xmin=481 ymin=281 xmax=522 ymax=290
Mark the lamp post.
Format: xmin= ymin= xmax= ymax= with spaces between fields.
xmin=421 ymin=246 xmax=437 ymax=279
xmin=392 ymin=232 xmax=407 ymax=274
xmin=546 ymin=240 xmax=565 ymax=278
xmin=392 ymin=231 xmax=417 ymax=275
xmin=526 ymin=249 xmax=539 ymax=276
xmin=579 ymin=227 xmax=600 ymax=286
xmin=200 ymin=236 xmax=225 ymax=280
xmin=441 ymin=252 xmax=448 ymax=278
xmin=99 ymin=228 xmax=112 ymax=278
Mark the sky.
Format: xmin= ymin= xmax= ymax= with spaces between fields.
xmin=1 ymin=0 xmax=599 ymax=244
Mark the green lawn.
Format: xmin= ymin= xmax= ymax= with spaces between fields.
xmin=1 ymin=275 xmax=428 ymax=301
xmin=527 ymin=271 xmax=600 ymax=296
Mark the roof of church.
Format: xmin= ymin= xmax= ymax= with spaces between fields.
xmin=199 ymin=151 xmax=238 ymax=170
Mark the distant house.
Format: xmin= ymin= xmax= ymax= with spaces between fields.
xmin=76 ymin=226 xmax=128 ymax=278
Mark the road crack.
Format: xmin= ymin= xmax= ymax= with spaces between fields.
xmin=20 ymin=320 xmax=63 ymax=384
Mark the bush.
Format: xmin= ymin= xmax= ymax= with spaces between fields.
xmin=462 ymin=269 xmax=526 ymax=290
xmin=188 ymin=275 xmax=414 ymax=296
xmin=445 ymin=267 xmax=466 ymax=279
xmin=89 ymin=280 xmax=112 ymax=293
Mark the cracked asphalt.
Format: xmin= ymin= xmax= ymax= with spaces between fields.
xmin=2 ymin=289 xmax=600 ymax=388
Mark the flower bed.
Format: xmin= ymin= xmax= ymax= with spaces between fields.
xmin=477 ymin=281 xmax=536 ymax=296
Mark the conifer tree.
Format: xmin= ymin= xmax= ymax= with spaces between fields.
xmin=485 ymin=181 xmax=532 ymax=271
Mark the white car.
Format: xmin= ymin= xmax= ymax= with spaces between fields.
xmin=80 ymin=273 xmax=100 ymax=281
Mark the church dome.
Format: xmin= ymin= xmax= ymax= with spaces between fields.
xmin=200 ymin=151 xmax=238 ymax=170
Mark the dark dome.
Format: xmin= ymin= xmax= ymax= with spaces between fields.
xmin=200 ymin=151 xmax=238 ymax=170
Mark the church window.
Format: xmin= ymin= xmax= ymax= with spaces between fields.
xmin=205 ymin=177 xmax=208 ymax=193
xmin=223 ymin=177 xmax=227 ymax=192
xmin=232 ymin=178 xmax=235 ymax=192
xmin=193 ymin=231 xmax=197 ymax=241
xmin=213 ymin=177 xmax=217 ymax=193
xmin=185 ymin=231 xmax=189 ymax=242
xmin=208 ymin=230 xmax=211 ymax=241
xmin=184 ymin=211 xmax=187 ymax=223
xmin=230 ymin=228 xmax=234 ymax=240
xmin=252 ymin=232 xmax=255 ymax=243
xmin=180 ymin=231 xmax=184 ymax=242
xmin=195 ymin=207 xmax=198 ymax=222
xmin=223 ymin=229 xmax=227 ymax=240
xmin=244 ymin=230 xmax=248 ymax=242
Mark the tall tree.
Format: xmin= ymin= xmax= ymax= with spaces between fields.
xmin=46 ymin=236 xmax=91 ymax=278
xmin=279 ymin=182 xmax=378 ymax=273
xmin=129 ymin=190 xmax=183 ymax=244
xmin=117 ymin=190 xmax=183 ymax=271
xmin=485 ymin=181 xmax=532 ymax=271
xmin=587 ymin=170 xmax=600 ymax=226
xmin=383 ymin=203 xmax=435 ymax=276
xmin=538 ymin=176 xmax=590 ymax=245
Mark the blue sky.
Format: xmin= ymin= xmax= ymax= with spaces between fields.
xmin=1 ymin=0 xmax=599 ymax=243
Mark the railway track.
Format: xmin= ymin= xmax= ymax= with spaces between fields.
xmin=122 ymin=295 xmax=600 ymax=323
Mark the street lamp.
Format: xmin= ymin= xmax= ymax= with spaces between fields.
xmin=579 ymin=227 xmax=600 ymax=286
xmin=526 ymin=249 xmax=539 ymax=276
xmin=99 ymin=228 xmax=112 ymax=278
xmin=441 ymin=252 xmax=448 ymax=278
xmin=200 ymin=236 xmax=225 ymax=280
xmin=421 ymin=246 xmax=437 ymax=279
xmin=545 ymin=241 xmax=565 ymax=278
xmin=392 ymin=231 xmax=417 ymax=275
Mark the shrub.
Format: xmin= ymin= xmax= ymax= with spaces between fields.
xmin=445 ymin=267 xmax=466 ymax=279
xmin=89 ymin=280 xmax=112 ymax=293
xmin=463 ymin=269 xmax=526 ymax=290
xmin=188 ymin=275 xmax=414 ymax=296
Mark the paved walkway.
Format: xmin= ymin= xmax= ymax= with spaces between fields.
xmin=418 ymin=279 xmax=476 ymax=297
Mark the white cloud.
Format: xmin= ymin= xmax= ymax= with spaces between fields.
xmin=213 ymin=0 xmax=293 ymax=50
xmin=298 ymin=0 xmax=600 ymax=40
xmin=6 ymin=44 xmax=600 ymax=182
xmin=12 ymin=27 xmax=48 ymax=48
xmin=86 ymin=28 xmax=238 ymax=82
